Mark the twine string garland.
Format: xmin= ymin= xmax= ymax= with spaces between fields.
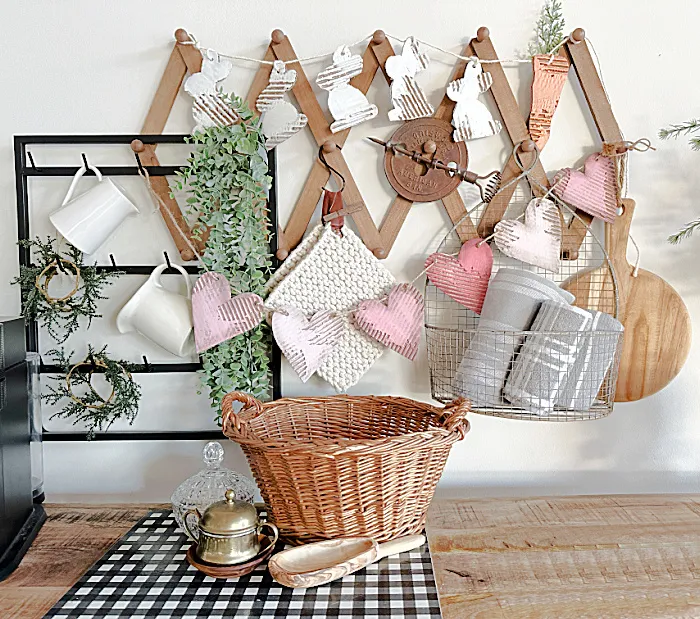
xmin=177 ymin=30 xmax=569 ymax=69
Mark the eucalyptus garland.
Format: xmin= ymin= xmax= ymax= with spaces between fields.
xmin=174 ymin=93 xmax=273 ymax=413
xmin=12 ymin=237 xmax=121 ymax=343
xmin=43 ymin=345 xmax=142 ymax=439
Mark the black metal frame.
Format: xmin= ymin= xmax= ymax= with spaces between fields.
xmin=14 ymin=134 xmax=281 ymax=442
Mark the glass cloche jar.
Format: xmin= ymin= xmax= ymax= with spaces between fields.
xmin=171 ymin=441 xmax=257 ymax=540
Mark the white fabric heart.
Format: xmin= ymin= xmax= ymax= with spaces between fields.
xmin=494 ymin=198 xmax=562 ymax=272
xmin=272 ymin=307 xmax=344 ymax=382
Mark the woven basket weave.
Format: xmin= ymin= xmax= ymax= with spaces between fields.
xmin=221 ymin=392 xmax=470 ymax=544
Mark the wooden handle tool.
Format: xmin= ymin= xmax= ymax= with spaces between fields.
xmin=268 ymin=534 xmax=426 ymax=588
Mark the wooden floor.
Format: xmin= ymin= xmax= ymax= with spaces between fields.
xmin=1 ymin=496 xmax=700 ymax=618
xmin=427 ymin=495 xmax=700 ymax=619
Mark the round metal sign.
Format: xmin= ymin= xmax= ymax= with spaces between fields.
xmin=384 ymin=118 xmax=468 ymax=202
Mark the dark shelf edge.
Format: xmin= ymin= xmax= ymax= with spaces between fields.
xmin=42 ymin=430 xmax=224 ymax=441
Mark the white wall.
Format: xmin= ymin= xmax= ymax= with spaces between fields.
xmin=1 ymin=0 xmax=699 ymax=502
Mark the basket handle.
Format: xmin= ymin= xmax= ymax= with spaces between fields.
xmin=221 ymin=391 xmax=264 ymax=436
xmin=440 ymin=398 xmax=471 ymax=439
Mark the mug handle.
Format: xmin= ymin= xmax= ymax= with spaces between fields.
xmin=183 ymin=508 xmax=201 ymax=541
xmin=62 ymin=164 xmax=104 ymax=206
xmin=150 ymin=262 xmax=193 ymax=298
xmin=258 ymin=521 xmax=279 ymax=548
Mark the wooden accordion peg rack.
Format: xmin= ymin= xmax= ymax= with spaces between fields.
xmin=268 ymin=29 xmax=494 ymax=260
xmin=143 ymin=26 xmax=624 ymax=263
xmin=471 ymin=26 xmax=624 ymax=260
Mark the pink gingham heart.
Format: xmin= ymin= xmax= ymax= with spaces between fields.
xmin=553 ymin=153 xmax=618 ymax=223
xmin=192 ymin=272 xmax=263 ymax=353
xmin=272 ymin=307 xmax=344 ymax=382
xmin=425 ymin=238 xmax=493 ymax=314
xmin=353 ymin=284 xmax=424 ymax=361
xmin=494 ymin=198 xmax=562 ymax=272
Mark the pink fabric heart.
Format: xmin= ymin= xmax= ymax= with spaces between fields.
xmin=425 ymin=238 xmax=493 ymax=314
xmin=272 ymin=307 xmax=344 ymax=382
xmin=192 ymin=272 xmax=263 ymax=353
xmin=553 ymin=153 xmax=617 ymax=223
xmin=353 ymin=284 xmax=424 ymax=361
xmin=494 ymin=198 xmax=562 ymax=272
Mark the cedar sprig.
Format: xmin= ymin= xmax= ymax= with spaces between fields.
xmin=659 ymin=119 xmax=700 ymax=151
xmin=43 ymin=345 xmax=142 ymax=439
xmin=660 ymin=119 xmax=700 ymax=243
xmin=528 ymin=0 xmax=566 ymax=56
xmin=12 ymin=237 xmax=121 ymax=343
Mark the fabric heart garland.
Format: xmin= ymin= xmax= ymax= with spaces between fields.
xmin=552 ymin=153 xmax=618 ymax=223
xmin=425 ymin=238 xmax=493 ymax=314
xmin=353 ymin=284 xmax=424 ymax=361
xmin=272 ymin=307 xmax=344 ymax=382
xmin=494 ymin=198 xmax=562 ymax=273
xmin=192 ymin=272 xmax=264 ymax=353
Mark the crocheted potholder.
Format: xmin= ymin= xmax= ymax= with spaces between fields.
xmin=265 ymin=224 xmax=395 ymax=391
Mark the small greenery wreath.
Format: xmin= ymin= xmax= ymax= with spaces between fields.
xmin=174 ymin=93 xmax=273 ymax=415
xmin=43 ymin=345 xmax=142 ymax=439
xmin=13 ymin=237 xmax=121 ymax=343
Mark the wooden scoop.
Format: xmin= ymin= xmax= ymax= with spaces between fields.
xmin=268 ymin=534 xmax=426 ymax=588
xmin=562 ymin=199 xmax=691 ymax=401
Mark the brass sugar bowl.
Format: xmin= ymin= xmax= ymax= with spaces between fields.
xmin=185 ymin=489 xmax=278 ymax=565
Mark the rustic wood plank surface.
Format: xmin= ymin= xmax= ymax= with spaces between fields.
xmin=427 ymin=495 xmax=700 ymax=619
xmin=0 ymin=504 xmax=160 ymax=619
xmin=3 ymin=497 xmax=700 ymax=618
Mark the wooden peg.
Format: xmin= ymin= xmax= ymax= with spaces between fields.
xmin=130 ymin=139 xmax=145 ymax=153
xmin=271 ymin=29 xmax=286 ymax=44
xmin=174 ymin=28 xmax=191 ymax=43
xmin=423 ymin=140 xmax=437 ymax=155
xmin=520 ymin=139 xmax=536 ymax=153
xmin=373 ymin=247 xmax=387 ymax=259
xmin=476 ymin=27 xmax=490 ymax=42
xmin=322 ymin=140 xmax=337 ymax=153
xmin=276 ymin=248 xmax=289 ymax=261
xmin=571 ymin=28 xmax=586 ymax=43
xmin=372 ymin=30 xmax=386 ymax=45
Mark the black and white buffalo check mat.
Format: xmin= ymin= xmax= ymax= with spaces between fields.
xmin=46 ymin=510 xmax=441 ymax=618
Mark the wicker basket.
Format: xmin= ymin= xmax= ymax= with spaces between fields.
xmin=221 ymin=392 xmax=470 ymax=544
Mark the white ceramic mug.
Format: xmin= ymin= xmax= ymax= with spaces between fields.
xmin=49 ymin=164 xmax=139 ymax=254
xmin=116 ymin=263 xmax=194 ymax=357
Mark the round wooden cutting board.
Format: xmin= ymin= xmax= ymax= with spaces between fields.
xmin=563 ymin=199 xmax=691 ymax=402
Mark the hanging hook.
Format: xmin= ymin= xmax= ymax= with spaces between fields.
xmin=134 ymin=151 xmax=146 ymax=175
xmin=81 ymin=153 xmax=90 ymax=172
xmin=109 ymin=253 xmax=117 ymax=269
xmin=318 ymin=143 xmax=346 ymax=192
xmin=163 ymin=250 xmax=172 ymax=270
xmin=54 ymin=255 xmax=67 ymax=274
xmin=27 ymin=152 xmax=37 ymax=170
xmin=88 ymin=352 xmax=97 ymax=372
xmin=142 ymin=355 xmax=151 ymax=372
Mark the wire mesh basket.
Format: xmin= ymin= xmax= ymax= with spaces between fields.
xmin=425 ymin=183 xmax=624 ymax=421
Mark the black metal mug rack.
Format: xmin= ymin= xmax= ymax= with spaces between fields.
xmin=14 ymin=134 xmax=281 ymax=442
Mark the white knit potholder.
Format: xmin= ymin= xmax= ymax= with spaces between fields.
xmin=265 ymin=224 xmax=395 ymax=391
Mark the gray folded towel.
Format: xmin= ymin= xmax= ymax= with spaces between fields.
xmin=454 ymin=269 xmax=575 ymax=407
xmin=504 ymin=300 xmax=592 ymax=412
xmin=556 ymin=309 xmax=624 ymax=410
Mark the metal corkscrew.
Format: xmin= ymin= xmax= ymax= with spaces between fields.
xmin=368 ymin=137 xmax=502 ymax=203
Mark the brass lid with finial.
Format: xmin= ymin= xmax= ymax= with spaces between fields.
xmin=198 ymin=489 xmax=259 ymax=536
